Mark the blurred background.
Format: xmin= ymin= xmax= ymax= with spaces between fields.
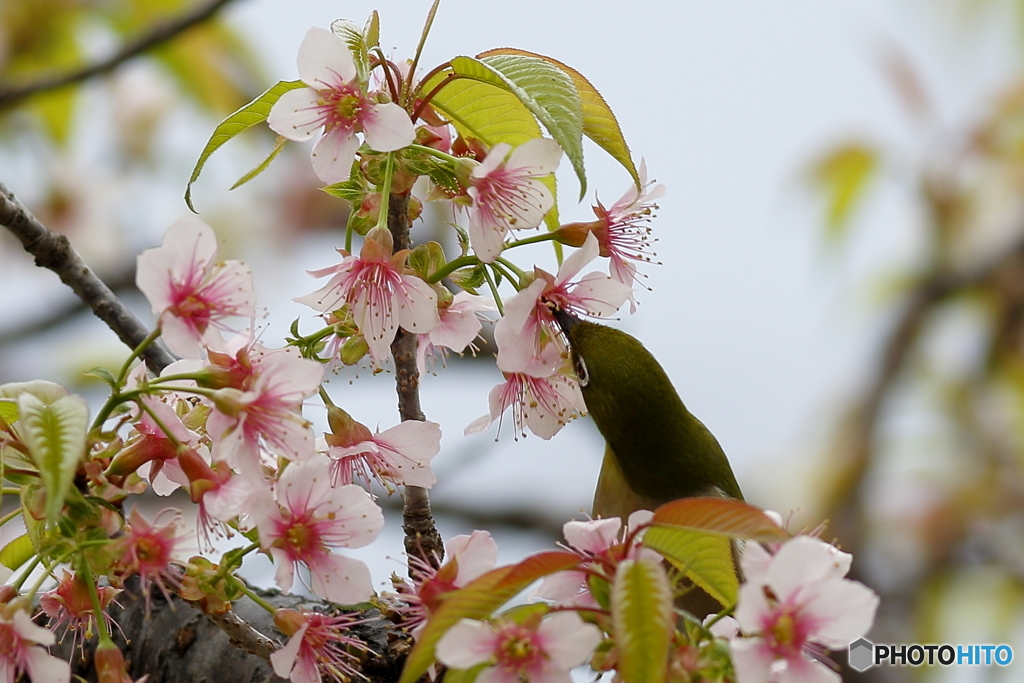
xmin=3 ymin=0 xmax=1024 ymax=680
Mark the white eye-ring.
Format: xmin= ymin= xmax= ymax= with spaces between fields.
xmin=574 ymin=354 xmax=589 ymax=387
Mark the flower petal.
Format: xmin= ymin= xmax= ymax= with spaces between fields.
xmin=362 ymin=102 xmax=415 ymax=152
xmin=435 ymin=619 xmax=496 ymax=669
xmin=311 ymin=128 xmax=361 ymax=184
xmin=268 ymin=88 xmax=326 ymax=141
xmin=296 ymin=27 xmax=356 ymax=88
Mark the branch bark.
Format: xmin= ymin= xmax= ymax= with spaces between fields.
xmin=0 ymin=0 xmax=241 ymax=108
xmin=0 ymin=183 xmax=174 ymax=374
xmin=387 ymin=191 xmax=445 ymax=572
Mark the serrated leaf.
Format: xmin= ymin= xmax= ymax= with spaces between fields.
xmin=0 ymin=534 xmax=35 ymax=572
xmin=650 ymin=497 xmax=790 ymax=543
xmin=420 ymin=64 xmax=542 ymax=148
xmin=323 ymin=178 xmax=367 ymax=204
xmin=810 ymin=143 xmax=877 ymax=240
xmin=470 ymin=54 xmax=585 ymax=198
xmin=332 ymin=18 xmax=370 ymax=83
xmin=399 ymin=551 xmax=579 ymax=683
xmin=364 ymin=11 xmax=380 ymax=49
xmin=480 ymin=48 xmax=639 ymax=189
xmin=17 ymin=393 xmax=88 ymax=525
xmin=0 ymin=380 xmax=70 ymax=404
xmin=643 ymin=527 xmax=737 ymax=607
xmin=230 ymin=135 xmax=288 ymax=190
xmin=644 ymin=498 xmax=788 ymax=608
xmin=612 ymin=557 xmax=672 ymax=683
xmin=185 ymin=79 xmax=305 ymax=212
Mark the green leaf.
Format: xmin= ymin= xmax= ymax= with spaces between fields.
xmin=442 ymin=663 xmax=487 ymax=683
xmin=84 ymin=367 xmax=118 ymax=388
xmin=644 ymin=498 xmax=789 ymax=608
xmin=409 ymin=242 xmax=447 ymax=280
xmin=399 ymin=551 xmax=580 ymax=683
xmin=810 ymin=143 xmax=878 ymax=240
xmin=17 ymin=393 xmax=88 ymax=525
xmin=0 ymin=400 xmax=18 ymax=426
xmin=419 ymin=63 xmax=542 ymax=149
xmin=364 ymin=11 xmax=381 ymax=49
xmin=612 ymin=557 xmax=673 ymax=683
xmin=230 ymin=135 xmax=289 ymax=190
xmin=332 ymin=18 xmax=371 ymax=83
xmin=322 ymin=178 xmax=367 ymax=204
xmin=480 ymin=48 xmax=639 ymax=189
xmin=643 ymin=527 xmax=737 ymax=607
xmin=0 ymin=534 xmax=35 ymax=572
xmin=473 ymin=54 xmax=585 ymax=197
xmin=184 ymin=80 xmax=305 ymax=212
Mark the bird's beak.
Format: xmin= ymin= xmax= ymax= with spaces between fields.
xmin=552 ymin=308 xmax=580 ymax=334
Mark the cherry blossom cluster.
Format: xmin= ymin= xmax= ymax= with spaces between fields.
xmin=0 ymin=10 xmax=880 ymax=683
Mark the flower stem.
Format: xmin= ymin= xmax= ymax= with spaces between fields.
xmin=507 ymin=231 xmax=559 ymax=249
xmin=78 ymin=560 xmax=113 ymax=643
xmin=426 ymin=254 xmax=479 ymax=284
xmin=483 ymin=267 xmax=504 ymax=316
xmin=405 ymin=0 xmax=442 ymax=107
xmin=231 ymin=576 xmax=278 ymax=614
xmin=114 ymin=327 xmax=162 ymax=389
xmin=373 ymin=152 xmax=397 ymax=233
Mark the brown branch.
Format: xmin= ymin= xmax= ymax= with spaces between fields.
xmin=0 ymin=182 xmax=174 ymax=373
xmin=387 ymin=191 xmax=445 ymax=573
xmin=0 ymin=0 xmax=240 ymax=108
xmin=823 ymin=235 xmax=1024 ymax=552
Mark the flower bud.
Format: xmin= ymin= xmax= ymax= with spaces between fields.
xmin=325 ymin=405 xmax=374 ymax=447
xmin=273 ymin=608 xmax=307 ymax=637
xmin=209 ymin=388 xmax=248 ymax=418
xmin=340 ymin=336 xmax=370 ymax=366
xmin=95 ymin=641 xmax=133 ymax=683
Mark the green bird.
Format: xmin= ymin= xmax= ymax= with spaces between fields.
xmin=554 ymin=310 xmax=743 ymax=615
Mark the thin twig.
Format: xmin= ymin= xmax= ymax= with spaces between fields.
xmin=0 ymin=182 xmax=174 ymax=373
xmin=0 ymin=0 xmax=241 ymax=108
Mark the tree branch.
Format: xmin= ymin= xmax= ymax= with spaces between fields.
xmin=0 ymin=0 xmax=241 ymax=108
xmin=387 ymin=191 xmax=445 ymax=573
xmin=0 ymin=182 xmax=174 ymax=373
xmin=823 ymin=235 xmax=1024 ymax=552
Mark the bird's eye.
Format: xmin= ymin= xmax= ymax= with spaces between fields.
xmin=574 ymin=354 xmax=589 ymax=387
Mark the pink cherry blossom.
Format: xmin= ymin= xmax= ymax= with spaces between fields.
xmin=536 ymin=511 xmax=656 ymax=606
xmin=417 ymin=292 xmax=494 ymax=374
xmin=252 ymin=456 xmax=383 ymax=604
xmin=494 ymin=232 xmax=631 ymax=371
xmin=392 ymin=530 xmax=498 ymax=636
xmin=0 ymin=609 xmax=70 ymax=683
xmin=556 ymin=161 xmax=664 ymax=312
xmin=270 ymin=609 xmax=371 ymax=683
xmin=39 ymin=571 xmax=120 ymax=654
xmin=136 ymin=215 xmax=255 ymax=358
xmin=467 ymin=138 xmax=562 ymax=263
xmin=323 ymin=417 xmax=441 ymax=490
xmin=114 ymin=508 xmax=190 ymax=609
xmin=436 ymin=612 xmax=601 ymax=683
xmin=205 ymin=345 xmax=324 ymax=474
xmin=295 ymin=227 xmax=439 ymax=362
xmin=268 ymin=27 xmax=415 ymax=184
xmin=466 ymin=343 xmax=585 ymax=440
xmin=731 ymin=536 xmax=879 ymax=683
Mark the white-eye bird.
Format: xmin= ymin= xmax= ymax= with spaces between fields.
xmin=554 ymin=310 xmax=743 ymax=616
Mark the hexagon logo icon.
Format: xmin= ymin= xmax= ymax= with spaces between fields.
xmin=848 ymin=638 xmax=874 ymax=672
